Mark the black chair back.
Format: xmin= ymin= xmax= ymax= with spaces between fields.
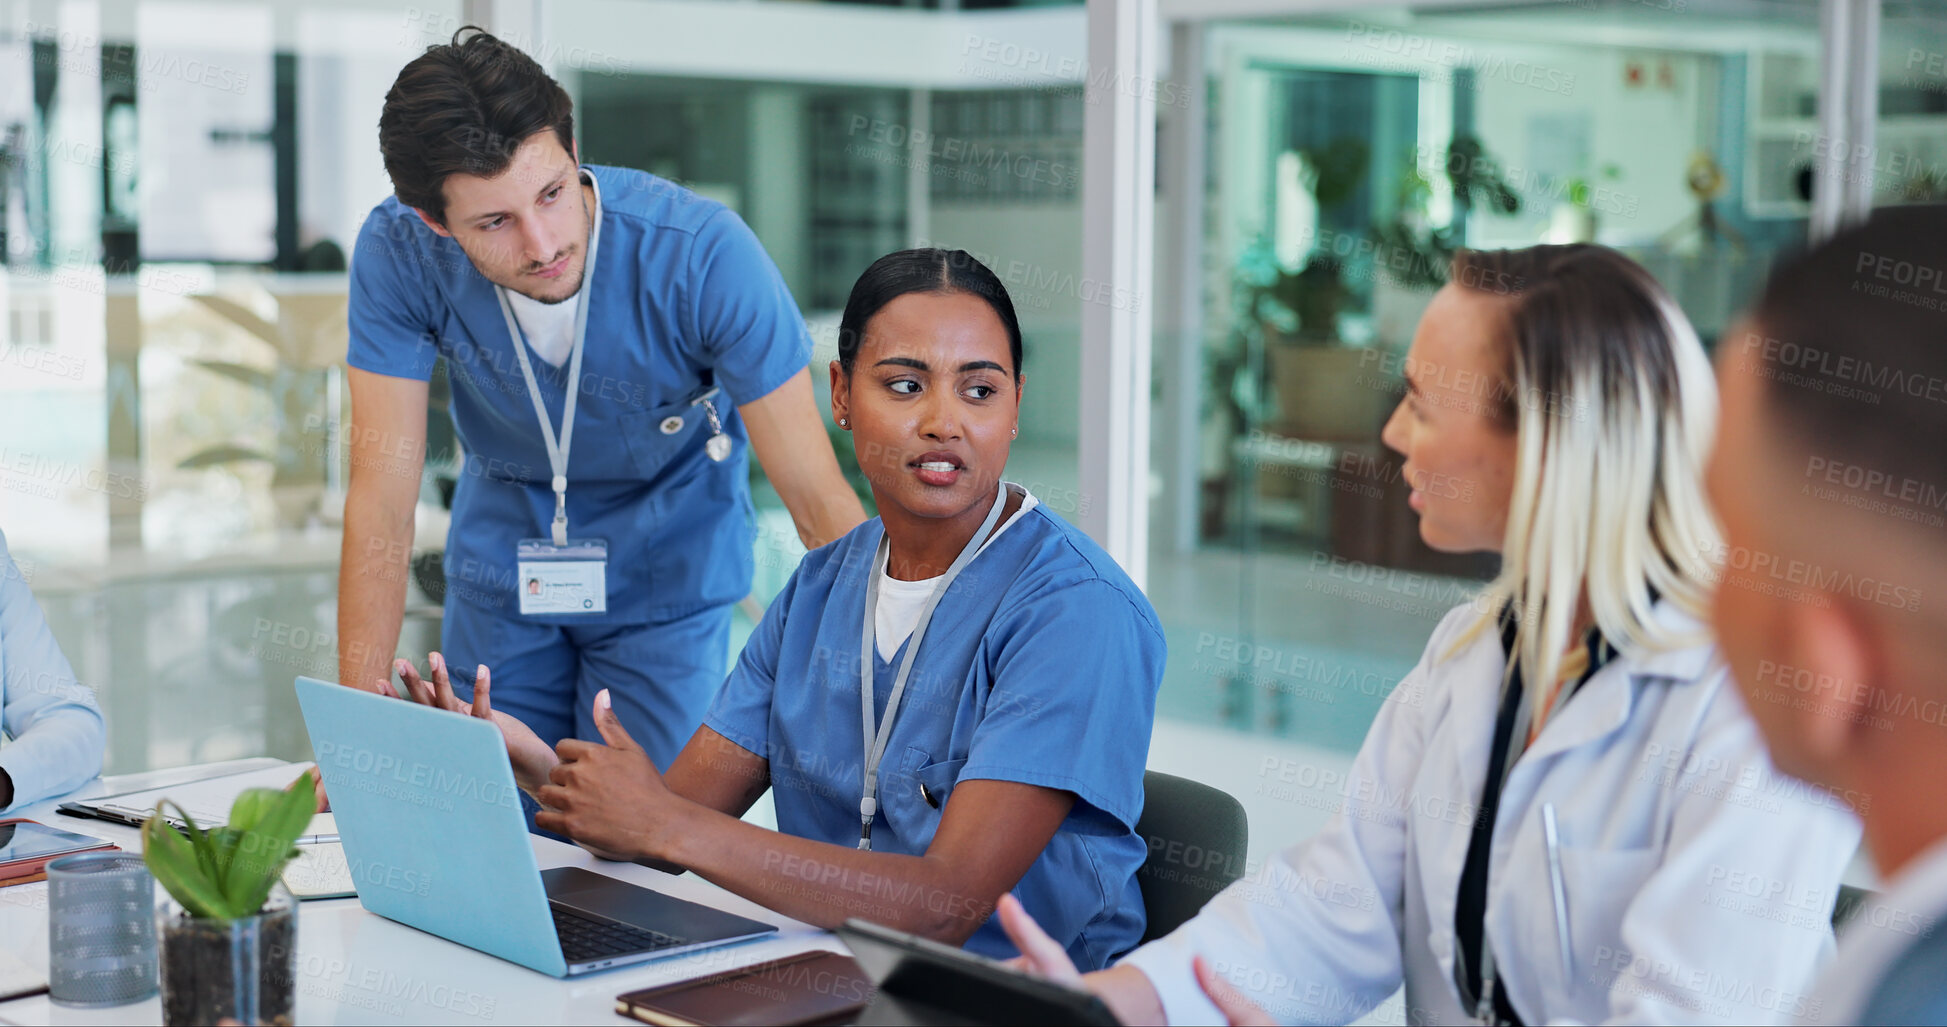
xmin=1133 ymin=770 xmax=1250 ymax=943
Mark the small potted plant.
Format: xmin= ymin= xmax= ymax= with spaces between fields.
xmin=142 ymin=768 xmax=315 ymax=1027
xmin=1546 ymin=163 xmax=1623 ymax=244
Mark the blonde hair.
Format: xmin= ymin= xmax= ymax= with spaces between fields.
xmin=1447 ymin=245 xmax=1721 ymax=690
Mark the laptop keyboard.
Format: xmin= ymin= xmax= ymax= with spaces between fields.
xmin=550 ymin=903 xmax=687 ymax=964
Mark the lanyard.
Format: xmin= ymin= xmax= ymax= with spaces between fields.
xmin=1458 ymin=608 xmax=1615 ymax=1025
xmin=856 ymin=478 xmax=1008 ymax=851
xmin=494 ymin=193 xmax=603 ymax=548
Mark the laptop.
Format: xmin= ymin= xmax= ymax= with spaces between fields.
xmin=293 ymin=676 xmax=777 ymax=977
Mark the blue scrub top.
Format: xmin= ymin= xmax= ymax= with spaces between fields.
xmin=705 ymin=496 xmax=1166 ymax=970
xmin=346 ymin=166 xmax=810 ymax=624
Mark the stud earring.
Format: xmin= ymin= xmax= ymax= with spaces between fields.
xmin=839 ymin=418 xmax=848 ymax=428
xmin=1010 ymin=427 xmax=1018 ymax=437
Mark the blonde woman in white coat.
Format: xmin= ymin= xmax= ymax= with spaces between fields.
xmin=999 ymin=245 xmax=1862 ymax=1025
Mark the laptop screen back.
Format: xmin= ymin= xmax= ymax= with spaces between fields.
xmin=293 ymin=676 xmax=568 ymax=977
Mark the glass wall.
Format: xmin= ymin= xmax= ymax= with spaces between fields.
xmin=0 ymin=0 xmax=1912 ymax=833
xmin=0 ymin=0 xmax=468 ymax=772
xmin=574 ymin=73 xmax=1089 ymax=603
xmin=1874 ymin=10 xmax=1947 ymax=211
xmin=0 ymin=0 xmax=1097 ymax=775
xmin=1150 ymin=2 xmax=1830 ymax=760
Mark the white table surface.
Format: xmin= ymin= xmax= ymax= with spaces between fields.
xmin=0 ymin=759 xmax=844 ymax=1026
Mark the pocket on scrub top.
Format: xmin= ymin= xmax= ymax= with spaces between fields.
xmin=619 ymin=399 xmax=702 ymax=479
xmin=1557 ymin=845 xmax=1659 ymax=974
xmin=884 ymin=748 xmax=968 ymax=840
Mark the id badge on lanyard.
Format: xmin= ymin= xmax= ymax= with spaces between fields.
xmin=496 ymin=175 xmax=610 ymax=617
xmin=516 ymin=538 xmax=608 ymax=615
xmin=854 ymin=479 xmax=1008 ymax=851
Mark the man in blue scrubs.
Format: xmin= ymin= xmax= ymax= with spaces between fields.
xmin=334 ymin=29 xmax=864 ymax=775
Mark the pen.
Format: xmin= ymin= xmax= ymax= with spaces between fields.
xmin=297 ymin=833 xmax=340 ymax=847
xmin=1542 ymin=803 xmax=1574 ymax=982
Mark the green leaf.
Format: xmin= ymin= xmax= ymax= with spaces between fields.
xmin=143 ymin=806 xmax=234 ymax=919
xmin=142 ymin=771 xmax=317 ymax=922
xmin=213 ymin=787 xmax=279 ymax=891
xmin=209 ymin=826 xmax=246 ymax=893
xmin=170 ymin=799 xmax=207 ymax=847
xmin=227 ymin=788 xmax=278 ymax=834
xmin=161 ymin=801 xmax=224 ymax=895
xmin=220 ymin=769 xmax=317 ymax=916
xmin=256 ymin=770 xmax=318 ymax=851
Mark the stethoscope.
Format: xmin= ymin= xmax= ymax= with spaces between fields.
xmin=656 ymin=386 xmax=731 ymax=462
xmin=692 ymin=388 xmax=732 ymax=462
xmin=503 ymin=169 xmax=734 ymax=470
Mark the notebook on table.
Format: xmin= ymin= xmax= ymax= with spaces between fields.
xmin=614 ymin=950 xmax=874 ymax=1026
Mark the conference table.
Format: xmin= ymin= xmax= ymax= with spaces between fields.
xmin=0 ymin=758 xmax=849 ymax=1025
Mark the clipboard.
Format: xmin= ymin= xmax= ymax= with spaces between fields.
xmin=56 ymin=763 xmax=319 ymax=831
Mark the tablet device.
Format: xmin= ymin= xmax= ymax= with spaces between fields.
xmin=836 ymin=919 xmax=1120 ymax=1027
xmin=0 ymin=819 xmax=117 ymax=881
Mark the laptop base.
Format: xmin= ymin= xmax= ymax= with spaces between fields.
xmin=543 ymin=867 xmax=777 ymax=976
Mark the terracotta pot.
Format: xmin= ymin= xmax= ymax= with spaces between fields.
xmin=1264 ymin=343 xmax=1395 ymax=442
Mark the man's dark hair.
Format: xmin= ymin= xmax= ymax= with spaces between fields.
xmin=378 ymin=27 xmax=574 ymax=225
xmin=1747 ymin=206 xmax=1947 ymax=509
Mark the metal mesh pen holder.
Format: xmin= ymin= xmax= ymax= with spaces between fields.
xmin=46 ymin=852 xmax=159 ymax=1006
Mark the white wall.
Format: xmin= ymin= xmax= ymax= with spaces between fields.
xmin=543 ymin=0 xmax=1086 ymax=90
xmin=295 ymin=5 xmax=467 ymax=256
xmin=1201 ymin=20 xmax=1717 ymax=250
xmin=926 ymin=201 xmax=1084 ymax=450
xmin=1468 ymin=48 xmax=1711 ymax=248
xmin=746 ymin=86 xmax=807 ymax=294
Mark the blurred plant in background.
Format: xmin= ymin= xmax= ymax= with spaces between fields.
xmin=1372 ymin=135 xmax=1523 ymax=289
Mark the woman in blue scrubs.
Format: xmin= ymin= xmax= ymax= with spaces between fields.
xmin=395 ymin=248 xmax=1165 ymax=967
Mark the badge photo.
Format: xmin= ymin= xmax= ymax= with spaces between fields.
xmin=516 ymin=539 xmax=610 ymax=616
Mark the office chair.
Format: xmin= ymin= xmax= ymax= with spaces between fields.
xmin=1134 ymin=770 xmax=1250 ymax=943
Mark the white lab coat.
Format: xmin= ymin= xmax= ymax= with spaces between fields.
xmin=1121 ymin=601 xmax=1861 ymax=1025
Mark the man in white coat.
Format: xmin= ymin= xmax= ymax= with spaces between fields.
xmin=1708 ymin=206 xmax=1947 ymax=1025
